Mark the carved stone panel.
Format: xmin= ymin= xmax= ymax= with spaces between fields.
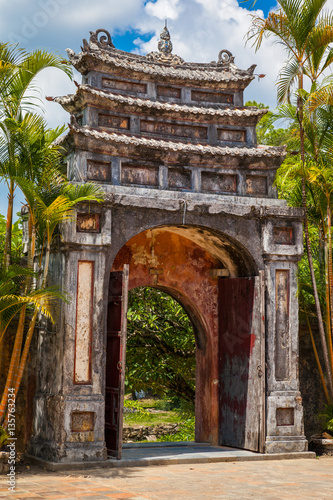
xmin=191 ymin=89 xmax=233 ymax=104
xmin=275 ymin=269 xmax=290 ymax=381
xmin=157 ymin=85 xmax=181 ymax=98
xmin=201 ymin=172 xmax=237 ymax=194
xmin=102 ymin=77 xmax=147 ymax=95
xmin=276 ymin=407 xmax=294 ymax=426
xmin=76 ymin=213 xmax=100 ymax=233
xmin=140 ymin=120 xmax=207 ymax=140
xmin=87 ymin=160 xmax=111 ymax=182
xmin=74 ymin=261 xmax=94 ymax=384
xmin=217 ymin=128 xmax=246 ymax=143
xmin=121 ymin=163 xmax=159 ymax=187
xmin=98 ymin=114 xmax=130 ymax=130
xmin=169 ymin=168 xmax=191 ymax=190
xmin=273 ymin=227 xmax=294 ymax=245
xmin=246 ymin=175 xmax=267 ymax=196
xmin=71 ymin=411 xmax=95 ymax=432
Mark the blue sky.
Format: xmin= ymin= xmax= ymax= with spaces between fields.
xmin=0 ymin=0 xmax=300 ymax=217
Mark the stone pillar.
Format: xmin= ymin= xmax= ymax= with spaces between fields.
xmin=29 ymin=206 xmax=111 ymax=463
xmin=262 ymin=218 xmax=308 ymax=453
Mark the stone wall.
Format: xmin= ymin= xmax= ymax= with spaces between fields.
xmin=123 ymin=424 xmax=179 ymax=443
xmin=299 ymin=323 xmax=327 ymax=439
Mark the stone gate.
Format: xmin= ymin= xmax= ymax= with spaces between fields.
xmin=29 ymin=26 xmax=308 ymax=463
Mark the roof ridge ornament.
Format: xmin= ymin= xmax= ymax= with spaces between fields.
xmin=82 ymin=29 xmax=115 ymax=52
xmin=217 ymin=50 xmax=235 ymax=65
xmin=146 ymin=22 xmax=184 ymax=66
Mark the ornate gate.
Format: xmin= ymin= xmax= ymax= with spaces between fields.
xmin=219 ymin=272 xmax=265 ymax=452
xmin=105 ymin=265 xmax=129 ymax=459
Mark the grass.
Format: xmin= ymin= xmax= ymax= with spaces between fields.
xmin=123 ymin=411 xmax=179 ymax=426
xmin=123 ymin=398 xmax=180 ymax=426
xmin=123 ymin=397 xmax=195 ymax=441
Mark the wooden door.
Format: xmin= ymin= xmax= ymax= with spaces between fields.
xmin=219 ymin=271 xmax=265 ymax=452
xmin=105 ymin=264 xmax=129 ymax=459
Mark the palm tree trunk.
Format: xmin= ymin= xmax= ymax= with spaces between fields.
xmin=0 ymin=305 xmax=26 ymax=424
xmin=0 ymin=209 xmax=36 ymax=423
xmin=3 ymin=309 xmax=38 ymax=429
xmin=3 ymin=180 xmax=14 ymax=270
xmin=302 ymin=178 xmax=333 ymax=400
xmin=325 ymin=238 xmax=332 ymax=369
xmin=327 ymin=206 xmax=333 ymax=376
xmin=298 ymin=78 xmax=333 ymax=399
xmin=3 ymin=241 xmax=51 ymax=425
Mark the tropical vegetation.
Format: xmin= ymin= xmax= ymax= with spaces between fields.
xmin=0 ymin=43 xmax=102 ymax=431
xmin=247 ymin=0 xmax=333 ymax=409
xmin=126 ymin=287 xmax=196 ymax=411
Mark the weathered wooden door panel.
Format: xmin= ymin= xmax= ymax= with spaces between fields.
xmin=219 ymin=272 xmax=265 ymax=452
xmin=105 ymin=264 xmax=129 ymax=459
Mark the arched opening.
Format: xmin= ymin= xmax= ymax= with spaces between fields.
xmin=105 ymin=225 xmax=264 ymax=458
xmin=124 ymin=286 xmax=196 ymax=443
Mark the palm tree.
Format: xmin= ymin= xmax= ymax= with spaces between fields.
xmin=0 ymin=180 xmax=103 ymax=425
xmin=0 ymin=43 xmax=72 ymax=269
xmin=0 ymin=115 xmax=103 ymax=425
xmin=247 ymin=0 xmax=333 ymax=401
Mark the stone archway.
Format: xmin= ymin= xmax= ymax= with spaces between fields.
xmin=105 ymin=225 xmax=261 ymax=456
xmin=28 ymin=25 xmax=310 ymax=464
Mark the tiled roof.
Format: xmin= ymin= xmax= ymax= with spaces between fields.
xmin=69 ymin=123 xmax=286 ymax=158
xmin=54 ymin=85 xmax=268 ymax=119
xmin=66 ymin=48 xmax=256 ymax=84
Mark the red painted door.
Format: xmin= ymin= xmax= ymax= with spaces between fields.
xmin=105 ymin=264 xmax=129 ymax=459
xmin=219 ymin=272 xmax=265 ymax=452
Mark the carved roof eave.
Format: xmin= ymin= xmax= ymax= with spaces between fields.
xmin=66 ymin=49 xmax=255 ymax=89
xmin=65 ymin=123 xmax=286 ymax=167
xmin=53 ymin=85 xmax=268 ymax=125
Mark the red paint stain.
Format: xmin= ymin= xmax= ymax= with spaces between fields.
xmin=111 ymin=228 xmax=221 ymax=445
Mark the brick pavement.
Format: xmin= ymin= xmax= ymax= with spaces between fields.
xmin=0 ymin=457 xmax=332 ymax=500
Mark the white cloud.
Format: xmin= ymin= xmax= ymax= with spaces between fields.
xmin=134 ymin=0 xmax=285 ymax=107
xmin=33 ymin=67 xmax=79 ymax=129
xmin=58 ymin=0 xmax=144 ymax=30
xmin=145 ymin=0 xmax=182 ymax=20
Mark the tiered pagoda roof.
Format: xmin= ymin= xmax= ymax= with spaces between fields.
xmin=53 ymin=26 xmax=286 ymax=199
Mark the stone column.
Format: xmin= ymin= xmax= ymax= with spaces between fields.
xmin=29 ymin=205 xmax=111 ymax=463
xmin=262 ymin=217 xmax=308 ymax=453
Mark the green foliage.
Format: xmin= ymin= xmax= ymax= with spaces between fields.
xmin=154 ymin=396 xmax=195 ymax=419
xmin=158 ymin=418 xmax=195 ymax=442
xmin=124 ymin=399 xmax=151 ymax=417
xmin=319 ymin=405 xmax=333 ymax=433
xmin=126 ymin=287 xmax=195 ymax=407
xmin=0 ymin=214 xmax=22 ymax=262
xmin=245 ymin=101 xmax=295 ymax=147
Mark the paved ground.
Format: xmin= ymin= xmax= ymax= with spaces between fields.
xmin=0 ymin=456 xmax=332 ymax=499
xmin=120 ymin=443 xmax=258 ymax=462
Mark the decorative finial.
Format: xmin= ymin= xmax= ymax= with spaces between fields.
xmin=146 ymin=23 xmax=184 ymax=65
xmin=158 ymin=23 xmax=173 ymax=56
